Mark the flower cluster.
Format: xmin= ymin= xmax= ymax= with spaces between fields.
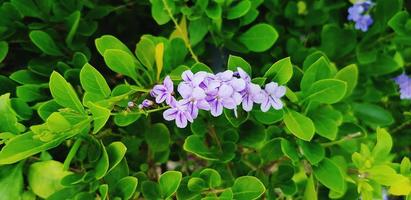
xmin=394 ymin=73 xmax=411 ymax=100
xmin=347 ymin=0 xmax=374 ymax=32
xmin=148 ymin=69 xmax=286 ymax=128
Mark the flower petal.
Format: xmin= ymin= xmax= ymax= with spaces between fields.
xmin=230 ymin=78 xmax=246 ymax=92
xmin=264 ymin=82 xmax=279 ymax=94
xmin=274 ymin=86 xmax=286 ymax=98
xmin=218 ymin=84 xmax=234 ymax=98
xmin=270 ymin=96 xmax=284 ymax=110
xmin=192 ymin=87 xmax=206 ymax=100
xmin=182 ymin=70 xmax=194 ymax=82
xmin=163 ymin=76 xmax=174 ymax=92
xmin=210 ymin=99 xmax=223 ymax=117
xmin=178 ymin=82 xmax=193 ymax=99
xmin=163 ymin=108 xmax=178 ymax=121
xmin=176 ymin=111 xmax=188 ymax=128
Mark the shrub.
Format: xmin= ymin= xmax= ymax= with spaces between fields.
xmin=0 ymin=0 xmax=410 ymax=199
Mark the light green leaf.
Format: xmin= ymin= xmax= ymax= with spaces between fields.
xmin=159 ymin=171 xmax=182 ymax=199
xmin=227 ymin=55 xmax=252 ymax=75
xmin=49 ymin=72 xmax=85 ymax=114
xmin=264 ymin=57 xmax=293 ymax=85
xmin=301 ymin=57 xmax=331 ymax=91
xmin=113 ymin=176 xmax=138 ymax=199
xmin=303 ymin=175 xmax=317 ymax=200
xmin=238 ymin=23 xmax=278 ymax=52
xmin=89 ymin=102 xmax=111 ymax=134
xmin=136 ymin=36 xmax=156 ymax=71
xmin=232 ymin=176 xmax=266 ymax=200
xmin=0 ymin=162 xmax=24 ymax=200
xmin=103 ymin=49 xmax=139 ymax=83
xmin=28 ymin=160 xmax=72 ymax=199
xmin=335 ymin=64 xmax=358 ymax=98
xmin=227 ymin=0 xmax=251 ymax=19
xmin=304 ymin=79 xmax=347 ymax=104
xmin=65 ymin=11 xmax=81 ymax=45
xmin=80 ymin=63 xmax=111 ymax=98
xmin=371 ymin=128 xmax=392 ymax=159
xmin=0 ymin=93 xmax=24 ymax=134
xmin=284 ymin=110 xmax=315 ymax=141
xmin=313 ymin=158 xmax=345 ymax=193
xmin=95 ymin=35 xmax=134 ymax=56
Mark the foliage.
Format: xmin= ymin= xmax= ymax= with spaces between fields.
xmin=0 ymin=0 xmax=410 ymax=199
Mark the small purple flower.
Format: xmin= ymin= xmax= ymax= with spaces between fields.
xmin=347 ymin=0 xmax=374 ymax=32
xmin=151 ymin=76 xmax=175 ymax=104
xmin=138 ymin=99 xmax=154 ymax=109
xmin=163 ymin=100 xmax=193 ymax=128
xmin=207 ymin=84 xmax=239 ymax=117
xmin=394 ymin=73 xmax=411 ymax=100
xmin=348 ymin=4 xmax=365 ymax=21
xmin=236 ymin=68 xmax=262 ymax=111
xmin=256 ymin=82 xmax=286 ymax=112
xmin=355 ymin=15 xmax=373 ymax=32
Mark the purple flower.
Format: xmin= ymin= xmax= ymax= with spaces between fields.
xmin=178 ymin=86 xmax=210 ymax=118
xmin=347 ymin=0 xmax=374 ymax=32
xmin=355 ymin=15 xmax=373 ymax=32
xmin=236 ymin=68 xmax=262 ymax=111
xmin=151 ymin=76 xmax=175 ymax=104
xmin=394 ymin=73 xmax=411 ymax=100
xmin=348 ymin=4 xmax=365 ymax=21
xmin=138 ymin=99 xmax=154 ymax=109
xmin=256 ymin=82 xmax=286 ymax=112
xmin=163 ymin=100 xmax=193 ymax=128
xmin=206 ymin=84 xmax=239 ymax=117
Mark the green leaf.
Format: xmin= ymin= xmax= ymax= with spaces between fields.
xmin=136 ymin=36 xmax=156 ymax=70
xmin=107 ymin=142 xmax=127 ymax=172
xmin=366 ymin=165 xmax=402 ymax=186
xmin=28 ymin=160 xmax=72 ymax=198
xmin=113 ymin=112 xmax=141 ymax=127
xmin=16 ymin=84 xmax=47 ymax=102
xmin=170 ymin=65 xmax=190 ymax=81
xmin=80 ymin=63 xmax=111 ymax=98
xmin=232 ymin=176 xmax=266 ymax=200
xmin=335 ymin=64 xmax=358 ymax=98
xmin=103 ymin=49 xmax=139 ymax=83
xmin=313 ymin=158 xmax=345 ymax=193
xmin=264 ymin=57 xmax=293 ymax=85
xmin=320 ymin=24 xmax=356 ymax=59
xmin=46 ymin=112 xmax=71 ymax=133
xmin=251 ymin=108 xmax=284 ymax=125
xmin=238 ymin=121 xmax=265 ymax=148
xmin=0 ymin=93 xmax=24 ymax=134
xmin=226 ymin=0 xmax=251 ymax=19
xmin=113 ymin=176 xmax=138 ymax=199
xmin=150 ymin=0 xmax=173 ymax=25
xmin=89 ymin=102 xmax=111 ymax=134
xmin=189 ymin=17 xmax=209 ymax=46
xmin=0 ymin=41 xmax=8 ymax=63
xmin=238 ymin=23 xmax=278 ymax=52
xmin=94 ymin=142 xmax=109 ymax=179
xmin=227 ymin=55 xmax=252 ymax=75
xmin=200 ymin=168 xmax=221 ymax=188
xmin=159 ymin=171 xmax=182 ymax=199
xmin=300 ymin=57 xmax=331 ymax=91
xmin=9 ymin=69 xmax=45 ymax=84
xmin=95 ymin=35 xmax=134 ymax=56
xmin=142 ymin=181 xmax=161 ymax=200
xmin=0 ymin=162 xmax=24 ymax=200
xmin=191 ymin=62 xmax=213 ymax=73
xmin=65 ymin=11 xmax=81 ymax=45
xmin=281 ymin=139 xmax=299 ymax=163
xmin=303 ymin=175 xmax=318 ymax=200
xmin=309 ymin=106 xmax=342 ymax=140
xmin=304 ymin=79 xmax=347 ymax=104
xmin=284 ymin=110 xmax=315 ymax=141
xmin=388 ymin=11 xmax=410 ymax=36
xmin=49 ymin=72 xmax=85 ymax=114
xmin=188 ymin=177 xmax=207 ymax=192
xmin=145 ymin=123 xmax=170 ymax=152
xmin=260 ymin=138 xmax=283 ymax=163
xmin=298 ymin=140 xmax=325 ymax=165
xmin=29 ymin=30 xmax=63 ymax=56
xmin=352 ymin=103 xmax=394 ymax=126
xmin=371 ymin=128 xmax=392 ymax=159
xmin=224 ymin=108 xmax=249 ymax=128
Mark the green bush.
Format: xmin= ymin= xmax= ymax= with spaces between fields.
xmin=0 ymin=0 xmax=410 ymax=199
